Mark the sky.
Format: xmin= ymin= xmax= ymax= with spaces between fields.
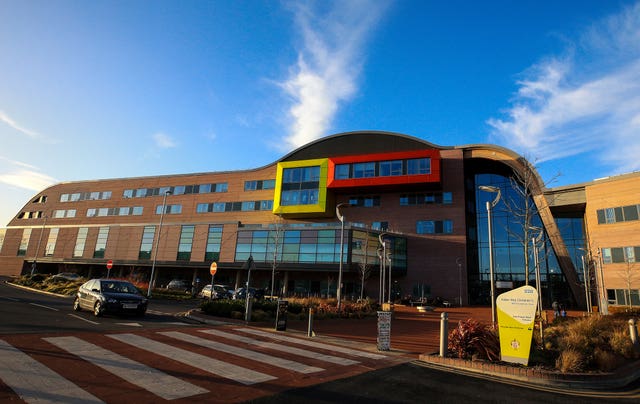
xmin=2 ymin=0 xmax=640 ymax=227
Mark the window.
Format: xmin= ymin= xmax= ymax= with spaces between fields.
xmin=93 ymin=227 xmax=109 ymax=258
xmin=17 ymin=228 xmax=31 ymax=256
xmin=123 ymin=189 xmax=134 ymax=198
xmin=245 ymin=181 xmax=257 ymax=191
xmin=353 ymin=162 xmax=376 ymax=178
xmin=242 ymin=201 xmax=256 ymax=211
xmin=139 ymin=226 xmax=155 ymax=259
xmin=281 ymin=166 xmax=321 ymax=206
xmin=623 ymin=205 xmax=639 ymax=221
xmin=379 ymin=160 xmax=403 ymax=176
xmin=44 ymin=228 xmax=59 ymax=256
xmin=407 ymin=158 xmax=430 ymax=174
xmin=177 ymin=225 xmax=195 ymax=261
xmin=197 ymin=203 xmax=210 ymax=213
xmin=372 ymin=221 xmax=389 ymax=231
xmin=74 ymin=228 xmax=88 ymax=257
xmin=416 ymin=220 xmax=453 ymax=234
xmin=132 ymin=206 xmax=143 ymax=215
xmin=156 ymin=204 xmax=182 ymax=214
xmin=335 ymin=164 xmax=350 ymax=179
xmin=205 ymin=225 xmax=223 ymax=261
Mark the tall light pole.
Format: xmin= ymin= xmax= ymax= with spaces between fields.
xmin=456 ymin=257 xmax=463 ymax=307
xmin=148 ymin=190 xmax=171 ymax=298
xmin=336 ymin=203 xmax=350 ymax=311
xmin=529 ymin=226 xmax=544 ymax=313
xmin=31 ymin=214 xmax=47 ymax=275
xmin=378 ymin=232 xmax=387 ymax=304
xmin=387 ymin=251 xmax=393 ymax=304
xmin=479 ymin=185 xmax=501 ymax=326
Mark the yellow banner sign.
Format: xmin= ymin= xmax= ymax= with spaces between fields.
xmin=496 ymin=285 xmax=538 ymax=365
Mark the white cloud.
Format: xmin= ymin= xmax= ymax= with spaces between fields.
xmin=0 ymin=110 xmax=39 ymax=138
xmin=278 ymin=0 xmax=389 ymax=150
xmin=0 ymin=169 xmax=57 ymax=192
xmin=487 ymin=2 xmax=640 ymax=175
xmin=152 ymin=132 xmax=177 ymax=149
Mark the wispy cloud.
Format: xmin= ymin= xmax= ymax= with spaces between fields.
xmin=487 ymin=2 xmax=640 ymax=175
xmin=0 ymin=157 xmax=57 ymax=192
xmin=0 ymin=110 xmax=39 ymax=138
xmin=278 ymin=0 xmax=390 ymax=150
xmin=152 ymin=132 xmax=178 ymax=149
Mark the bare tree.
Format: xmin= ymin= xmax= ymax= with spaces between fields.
xmin=352 ymin=230 xmax=375 ymax=300
xmin=267 ymin=214 xmax=285 ymax=299
xmin=621 ymin=249 xmax=639 ymax=309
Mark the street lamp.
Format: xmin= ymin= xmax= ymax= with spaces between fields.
xmin=378 ymin=232 xmax=387 ymax=304
xmin=479 ymin=185 xmax=501 ymax=325
xmin=456 ymin=257 xmax=463 ymax=307
xmin=387 ymin=251 xmax=393 ymax=304
xmin=336 ymin=203 xmax=350 ymax=311
xmin=31 ymin=214 xmax=47 ymax=275
xmin=148 ymin=190 xmax=171 ymax=298
xmin=529 ymin=226 xmax=544 ymax=313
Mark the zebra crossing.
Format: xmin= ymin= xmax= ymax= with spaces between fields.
xmin=0 ymin=325 xmax=399 ymax=403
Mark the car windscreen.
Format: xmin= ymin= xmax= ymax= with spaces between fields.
xmin=100 ymin=281 xmax=139 ymax=294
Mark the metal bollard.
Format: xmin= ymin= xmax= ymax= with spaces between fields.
xmin=440 ymin=312 xmax=448 ymax=357
xmin=308 ymin=308 xmax=315 ymax=337
xmin=629 ymin=319 xmax=638 ymax=346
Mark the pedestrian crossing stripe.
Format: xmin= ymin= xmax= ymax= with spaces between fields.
xmin=237 ymin=328 xmax=388 ymax=360
xmin=0 ymin=339 xmax=105 ymax=404
xmin=44 ymin=336 xmax=208 ymax=400
xmin=107 ymin=333 xmax=277 ymax=385
xmin=159 ymin=331 xmax=325 ymax=374
xmin=199 ymin=329 xmax=360 ymax=366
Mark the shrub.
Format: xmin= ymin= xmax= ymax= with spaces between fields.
xmin=556 ymin=348 xmax=586 ymax=373
xmin=448 ymin=319 xmax=499 ymax=361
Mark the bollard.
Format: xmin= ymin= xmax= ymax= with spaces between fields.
xmin=308 ymin=308 xmax=315 ymax=337
xmin=630 ymin=319 xmax=638 ymax=346
xmin=440 ymin=312 xmax=448 ymax=357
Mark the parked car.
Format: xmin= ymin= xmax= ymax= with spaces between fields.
xmin=232 ymin=287 xmax=265 ymax=300
xmin=165 ymin=279 xmax=192 ymax=293
xmin=50 ymin=272 xmax=83 ymax=282
xmin=198 ymin=284 xmax=233 ymax=300
xmin=73 ymin=279 xmax=148 ymax=317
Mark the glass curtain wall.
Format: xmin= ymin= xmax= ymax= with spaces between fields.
xmin=471 ymin=172 xmax=573 ymax=307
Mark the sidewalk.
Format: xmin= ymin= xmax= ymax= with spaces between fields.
xmin=186 ymin=305 xmax=640 ymax=391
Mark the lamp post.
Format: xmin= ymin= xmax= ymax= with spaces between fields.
xmin=456 ymin=257 xmax=463 ymax=307
xmin=378 ymin=232 xmax=387 ymax=304
xmin=387 ymin=251 xmax=393 ymax=304
xmin=479 ymin=185 xmax=501 ymax=326
xmin=336 ymin=203 xmax=350 ymax=311
xmin=31 ymin=215 xmax=47 ymax=275
xmin=148 ymin=190 xmax=171 ymax=298
xmin=529 ymin=226 xmax=544 ymax=314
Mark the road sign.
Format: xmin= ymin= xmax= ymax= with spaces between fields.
xmin=209 ymin=262 xmax=217 ymax=276
xmin=106 ymin=260 xmax=113 ymax=269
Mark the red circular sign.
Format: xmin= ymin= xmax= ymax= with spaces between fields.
xmin=106 ymin=260 xmax=113 ymax=269
xmin=209 ymin=262 xmax=217 ymax=276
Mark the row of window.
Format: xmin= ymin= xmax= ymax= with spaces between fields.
xmin=123 ymin=183 xmax=228 ymax=199
xmin=244 ymin=180 xmax=276 ymax=191
xmin=87 ymin=207 xmax=144 ymax=217
xmin=602 ymin=246 xmax=640 ymax=264
xmin=597 ymin=204 xmax=640 ymax=224
xmin=60 ymin=191 xmax=112 ymax=203
xmin=607 ymin=289 xmax=640 ymax=306
xmin=197 ymin=200 xmax=274 ymax=213
xmin=400 ymin=192 xmax=452 ymax=205
xmin=16 ymin=211 xmax=44 ymax=219
xmin=335 ymin=157 xmax=430 ymax=180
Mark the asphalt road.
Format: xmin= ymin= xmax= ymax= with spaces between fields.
xmin=0 ymin=279 xmax=202 ymax=334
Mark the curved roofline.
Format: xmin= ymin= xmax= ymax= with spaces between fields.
xmin=277 ymin=130 xmax=451 ymax=162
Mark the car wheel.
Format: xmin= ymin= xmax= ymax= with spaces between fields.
xmin=73 ymin=297 xmax=82 ymax=311
xmin=93 ymin=302 xmax=103 ymax=317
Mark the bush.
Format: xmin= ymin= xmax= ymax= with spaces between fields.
xmin=448 ymin=319 xmax=500 ymax=361
xmin=556 ymin=348 xmax=586 ymax=373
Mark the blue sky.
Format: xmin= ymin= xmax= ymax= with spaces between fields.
xmin=2 ymin=0 xmax=640 ymax=226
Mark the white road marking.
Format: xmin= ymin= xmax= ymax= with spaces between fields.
xmin=68 ymin=314 xmax=100 ymax=325
xmin=237 ymin=328 xmax=387 ymax=360
xmin=2 ymin=296 xmax=19 ymax=302
xmin=160 ymin=331 xmax=324 ymax=374
xmin=200 ymin=329 xmax=359 ymax=366
xmin=0 ymin=339 xmax=104 ymax=404
xmin=44 ymin=336 xmax=207 ymax=400
xmin=29 ymin=303 xmax=59 ymax=311
xmin=108 ymin=333 xmax=275 ymax=385
xmin=115 ymin=322 xmax=142 ymax=327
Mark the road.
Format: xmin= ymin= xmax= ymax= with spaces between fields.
xmin=1 ymin=280 xmax=638 ymax=403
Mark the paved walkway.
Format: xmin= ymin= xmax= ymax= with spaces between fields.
xmin=273 ymin=305 xmax=493 ymax=357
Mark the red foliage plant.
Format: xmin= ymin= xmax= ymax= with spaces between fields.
xmin=448 ymin=318 xmax=500 ymax=361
